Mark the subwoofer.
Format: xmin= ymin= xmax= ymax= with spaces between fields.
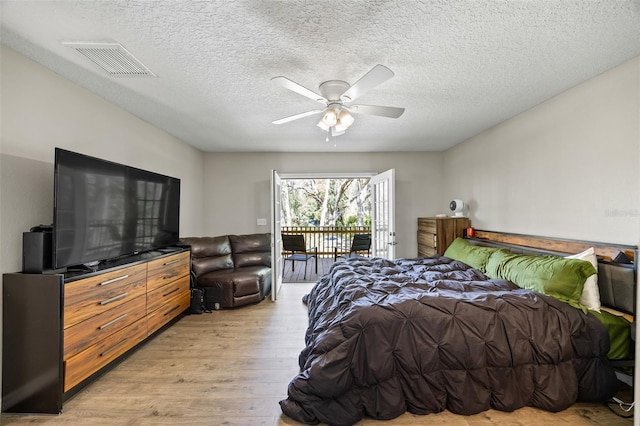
xmin=22 ymin=230 xmax=53 ymax=273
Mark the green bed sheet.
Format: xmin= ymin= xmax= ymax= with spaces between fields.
xmin=589 ymin=309 xmax=633 ymax=360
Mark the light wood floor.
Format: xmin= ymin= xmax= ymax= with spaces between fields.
xmin=1 ymin=282 xmax=632 ymax=425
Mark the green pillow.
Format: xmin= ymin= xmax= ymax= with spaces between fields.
xmin=485 ymin=249 xmax=510 ymax=279
xmin=485 ymin=250 xmax=596 ymax=309
xmin=443 ymin=238 xmax=505 ymax=273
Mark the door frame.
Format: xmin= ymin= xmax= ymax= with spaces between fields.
xmin=270 ymin=171 xmax=395 ymax=290
xmin=270 ymin=170 xmax=283 ymax=301
xmin=370 ymin=169 xmax=396 ymax=259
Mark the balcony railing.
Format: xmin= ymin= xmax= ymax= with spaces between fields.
xmin=281 ymin=226 xmax=371 ymax=257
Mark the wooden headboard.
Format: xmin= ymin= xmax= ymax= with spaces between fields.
xmin=466 ymin=230 xmax=637 ymax=317
xmin=472 ymin=230 xmax=636 ymax=263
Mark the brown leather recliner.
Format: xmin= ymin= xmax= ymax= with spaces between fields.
xmin=180 ymin=233 xmax=271 ymax=309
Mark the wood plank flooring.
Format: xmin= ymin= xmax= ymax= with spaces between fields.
xmin=1 ymin=282 xmax=632 ymax=425
xmin=283 ymin=255 xmax=335 ymax=283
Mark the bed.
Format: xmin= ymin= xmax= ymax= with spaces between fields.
xmin=279 ymin=231 xmax=637 ymax=425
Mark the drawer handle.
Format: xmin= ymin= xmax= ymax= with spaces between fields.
xmin=100 ymin=338 xmax=128 ymax=357
xmin=163 ymin=287 xmax=180 ymax=297
xmin=163 ymin=259 xmax=180 ymax=266
xmin=164 ymin=305 xmax=181 ymax=317
xmin=99 ymin=292 xmax=129 ymax=306
xmin=163 ymin=273 xmax=179 ymax=280
xmin=98 ymin=314 xmax=128 ymax=330
xmin=100 ymin=275 xmax=129 ymax=286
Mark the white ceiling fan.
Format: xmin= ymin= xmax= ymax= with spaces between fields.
xmin=271 ymin=64 xmax=405 ymax=137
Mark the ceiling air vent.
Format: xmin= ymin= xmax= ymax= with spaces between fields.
xmin=62 ymin=42 xmax=157 ymax=77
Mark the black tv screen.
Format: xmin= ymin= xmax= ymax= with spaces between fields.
xmin=53 ymin=148 xmax=180 ymax=269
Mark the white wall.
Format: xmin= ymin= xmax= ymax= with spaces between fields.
xmin=443 ymin=57 xmax=640 ymax=420
xmin=442 ymin=56 xmax=640 ymax=246
xmin=0 ymin=46 xmax=206 ymax=275
xmin=201 ymin=152 xmax=445 ymax=259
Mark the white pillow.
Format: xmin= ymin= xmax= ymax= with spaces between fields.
xmin=566 ymin=247 xmax=600 ymax=311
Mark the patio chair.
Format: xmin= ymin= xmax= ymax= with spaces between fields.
xmin=282 ymin=234 xmax=318 ymax=279
xmin=334 ymin=233 xmax=371 ymax=261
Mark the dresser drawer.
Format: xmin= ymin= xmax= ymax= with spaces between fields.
xmin=64 ymin=296 xmax=147 ymax=359
xmin=418 ymin=245 xmax=436 ymax=257
xmin=64 ymin=318 xmax=147 ymax=392
xmin=417 ymin=232 xmax=436 ymax=248
xmin=147 ymin=290 xmax=190 ymax=336
xmin=418 ymin=219 xmax=437 ymax=234
xmin=64 ymin=264 xmax=147 ymax=329
xmin=147 ymin=275 xmax=190 ymax=314
xmin=147 ymin=252 xmax=190 ymax=292
xmin=417 ymin=217 xmax=470 ymax=256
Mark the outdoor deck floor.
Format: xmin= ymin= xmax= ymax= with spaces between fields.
xmin=282 ymin=255 xmax=335 ymax=283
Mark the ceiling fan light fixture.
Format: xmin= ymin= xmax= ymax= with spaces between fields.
xmin=317 ymin=119 xmax=330 ymax=131
xmin=338 ymin=110 xmax=354 ymax=129
xmin=322 ymin=109 xmax=338 ymax=127
xmin=271 ymin=64 xmax=403 ymax=140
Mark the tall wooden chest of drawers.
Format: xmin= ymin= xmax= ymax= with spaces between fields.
xmin=2 ymin=249 xmax=190 ymax=414
xmin=417 ymin=217 xmax=470 ymax=256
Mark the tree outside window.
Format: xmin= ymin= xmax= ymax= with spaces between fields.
xmin=281 ymin=178 xmax=371 ymax=227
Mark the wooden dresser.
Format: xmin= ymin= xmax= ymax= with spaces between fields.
xmin=2 ymin=249 xmax=190 ymax=414
xmin=417 ymin=217 xmax=470 ymax=256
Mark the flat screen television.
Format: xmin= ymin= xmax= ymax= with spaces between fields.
xmin=53 ymin=148 xmax=180 ymax=269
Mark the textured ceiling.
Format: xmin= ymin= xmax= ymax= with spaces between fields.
xmin=1 ymin=1 xmax=639 ymax=153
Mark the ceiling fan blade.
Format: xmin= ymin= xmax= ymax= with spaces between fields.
xmin=349 ymin=104 xmax=405 ymax=119
xmin=272 ymin=109 xmax=325 ymax=125
xmin=271 ymin=76 xmax=327 ymax=103
xmin=339 ymin=64 xmax=395 ymax=102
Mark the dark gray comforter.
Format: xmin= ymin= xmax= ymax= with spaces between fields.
xmin=279 ymin=256 xmax=618 ymax=425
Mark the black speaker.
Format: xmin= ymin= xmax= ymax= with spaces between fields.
xmin=23 ymin=231 xmax=53 ymax=273
xmin=612 ymin=250 xmax=632 ymax=264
